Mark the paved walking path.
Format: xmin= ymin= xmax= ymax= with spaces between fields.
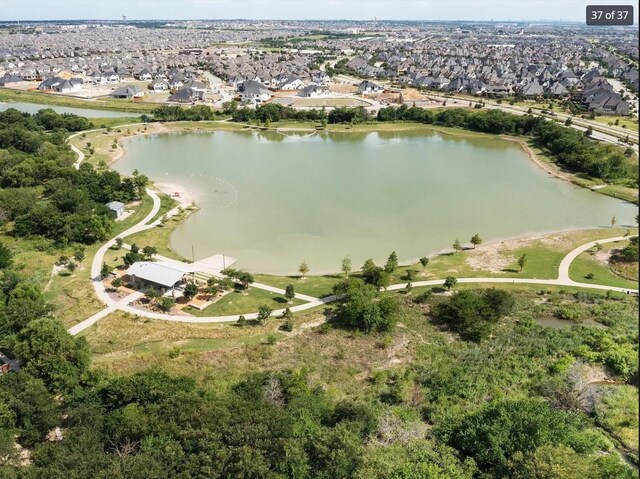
xmin=71 ymin=224 xmax=638 ymax=335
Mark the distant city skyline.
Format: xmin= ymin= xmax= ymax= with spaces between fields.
xmin=1 ymin=0 xmax=637 ymax=23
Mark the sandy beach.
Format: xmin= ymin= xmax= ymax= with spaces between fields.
xmin=153 ymin=181 xmax=200 ymax=207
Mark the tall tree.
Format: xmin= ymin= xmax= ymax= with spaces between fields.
xmin=285 ymin=284 xmax=295 ymax=303
xmin=257 ymin=305 xmax=272 ymax=324
xmin=0 ymin=242 xmax=13 ymax=269
xmin=142 ymin=245 xmax=158 ymax=259
xmin=14 ymin=318 xmax=90 ymax=393
xmin=517 ymin=254 xmax=528 ymax=272
xmin=341 ymin=255 xmax=352 ymax=278
xmin=384 ymin=251 xmax=399 ymax=273
xmin=158 ymin=296 xmax=175 ymax=312
xmin=453 ymin=239 xmax=462 ymax=254
xmin=470 ymin=234 xmax=482 ymax=249
xmin=419 ymin=257 xmax=429 ymax=271
xmin=3 ymin=283 xmax=53 ymax=332
xmin=298 ymin=261 xmax=309 ymax=279
xmin=183 ymin=282 xmax=199 ymax=300
xmin=444 ymin=276 xmax=458 ymax=291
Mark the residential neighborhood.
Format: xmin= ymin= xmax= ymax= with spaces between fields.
xmin=0 ymin=20 xmax=637 ymax=116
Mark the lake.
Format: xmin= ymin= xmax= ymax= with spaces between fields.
xmin=0 ymin=102 xmax=137 ymax=118
xmin=113 ymin=129 xmax=637 ymax=275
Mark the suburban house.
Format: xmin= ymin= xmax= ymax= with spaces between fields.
xmin=239 ymin=80 xmax=272 ymax=104
xmin=151 ymin=79 xmax=170 ymax=92
xmin=105 ymin=201 xmax=125 ymax=219
xmin=87 ymin=71 xmax=108 ymax=85
xmin=279 ymin=76 xmax=305 ymax=90
xmin=168 ymin=87 xmax=205 ymax=103
xmin=135 ymin=68 xmax=153 ymax=81
xmin=582 ymin=80 xmax=630 ymax=115
xmin=311 ymin=71 xmax=330 ymax=85
xmin=358 ymin=80 xmax=384 ymax=94
xmin=517 ymin=80 xmax=544 ymax=98
xmin=111 ymin=85 xmax=145 ymax=99
xmin=548 ymin=82 xmax=569 ymax=98
xmin=105 ymin=71 xmax=121 ymax=83
xmin=299 ymin=84 xmax=328 ymax=98
xmin=183 ymin=78 xmax=207 ymax=92
xmin=126 ymin=261 xmax=194 ymax=295
xmin=0 ymin=74 xmax=26 ymax=87
xmin=38 ymin=76 xmax=83 ymax=93
xmin=227 ymin=74 xmax=246 ymax=88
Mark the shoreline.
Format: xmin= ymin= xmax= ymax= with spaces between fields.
xmin=101 ymin=120 xmax=629 ymax=202
xmin=76 ymin=122 xmax=637 ymax=275
xmin=251 ymin=227 xmax=638 ymax=277
xmin=107 ymin=120 xmax=571 ymax=183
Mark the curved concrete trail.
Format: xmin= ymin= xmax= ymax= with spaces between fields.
xmin=70 ymin=226 xmax=638 ymax=335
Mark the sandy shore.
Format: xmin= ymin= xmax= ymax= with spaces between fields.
xmin=153 ymin=181 xmax=199 ymax=207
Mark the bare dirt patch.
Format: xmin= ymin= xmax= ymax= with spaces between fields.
xmin=329 ymin=84 xmax=357 ymax=94
xmin=465 ymin=244 xmax=515 ymax=274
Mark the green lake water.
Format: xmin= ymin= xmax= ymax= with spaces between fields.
xmin=113 ymin=129 xmax=637 ymax=275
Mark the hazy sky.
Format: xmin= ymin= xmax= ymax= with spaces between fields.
xmin=0 ymin=0 xmax=638 ymax=22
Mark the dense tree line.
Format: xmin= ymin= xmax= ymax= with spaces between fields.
xmin=147 ymin=105 xmax=221 ymax=122
xmin=0 ymin=110 xmax=147 ymax=244
xmin=0 ymin=108 xmax=91 ymax=134
xmin=227 ymin=102 xmax=328 ymax=123
xmin=223 ymin=102 xmax=635 ymax=184
xmin=376 ymin=106 xmax=636 ymax=183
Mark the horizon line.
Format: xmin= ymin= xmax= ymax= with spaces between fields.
xmin=1 ymin=18 xmax=594 ymax=24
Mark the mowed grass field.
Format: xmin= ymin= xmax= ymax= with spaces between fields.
xmin=185 ymin=288 xmax=306 ymax=317
xmin=0 ymin=86 xmax=158 ymax=113
xmin=592 ymin=115 xmax=639 ymax=132
xmin=569 ymin=239 xmax=639 ymax=289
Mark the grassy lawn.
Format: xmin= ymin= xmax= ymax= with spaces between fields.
xmin=597 ymin=184 xmax=639 ymax=204
xmin=44 ymin=247 xmax=106 ymax=328
xmin=292 ymin=97 xmax=370 ymax=108
xmin=125 ymin=220 xmax=183 ymax=260
xmin=381 ymin=228 xmax=638 ymax=285
xmin=186 ymin=287 xmax=306 ymax=317
xmin=161 ymin=121 xmax=245 ymax=132
xmin=70 ymin=123 xmax=149 ymax=167
xmin=87 ymin=301 xmax=403 ymax=397
xmin=0 ymin=87 xmax=158 ymax=113
xmin=249 ymin=229 xmax=639 ymax=296
xmin=253 ymin=274 xmax=343 ymax=298
xmin=88 ymin=117 xmax=142 ymax=129
xmin=569 ymin=240 xmax=639 ymax=290
xmin=124 ymin=195 xmax=183 ymax=257
xmin=592 ymin=115 xmax=639 ymax=132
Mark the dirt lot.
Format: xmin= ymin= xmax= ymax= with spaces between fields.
xmin=329 ymin=84 xmax=358 ymax=94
